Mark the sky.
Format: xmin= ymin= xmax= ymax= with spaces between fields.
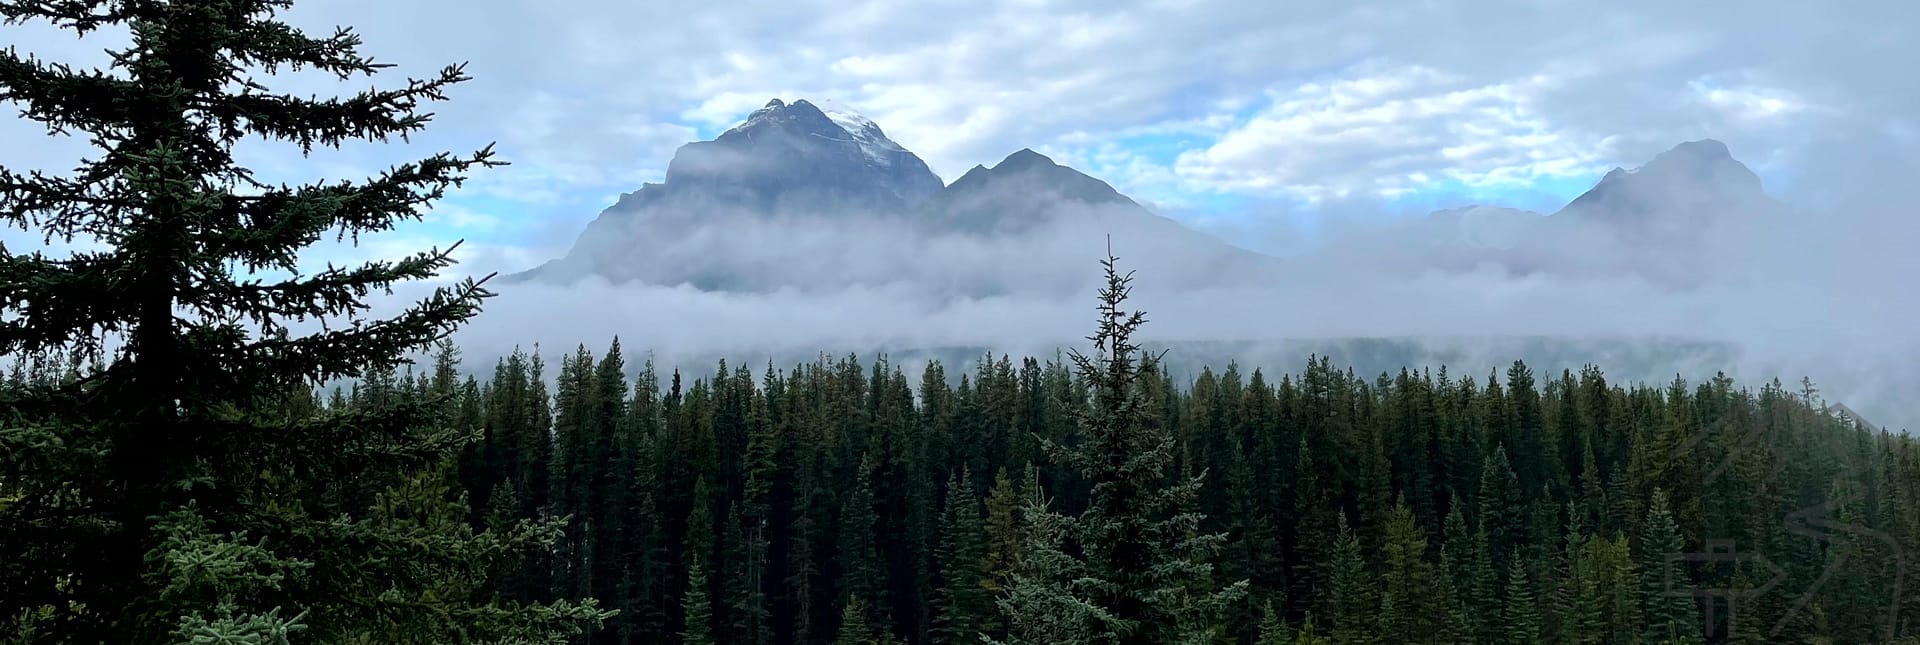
xmin=4 ymin=0 xmax=1919 ymax=426
xmin=7 ymin=0 xmax=1916 ymax=269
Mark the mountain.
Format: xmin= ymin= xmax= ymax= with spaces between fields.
xmin=1315 ymin=139 xmax=1781 ymax=283
xmin=630 ymin=98 xmax=942 ymax=213
xmin=1555 ymin=138 xmax=1772 ymax=227
xmin=931 ymin=147 xmax=1138 ymax=233
xmin=510 ymin=97 xmax=1773 ymax=294
xmin=509 ymin=99 xmax=1271 ymax=293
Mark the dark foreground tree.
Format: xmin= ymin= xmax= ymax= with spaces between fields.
xmin=0 ymin=1 xmax=608 ymax=641
xmin=992 ymin=246 xmax=1247 ymax=644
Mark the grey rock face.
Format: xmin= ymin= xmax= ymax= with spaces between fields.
xmin=1555 ymin=138 xmax=1773 ymax=227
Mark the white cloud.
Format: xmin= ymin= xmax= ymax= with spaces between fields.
xmin=1170 ymin=64 xmax=1614 ymax=201
xmin=1689 ymin=79 xmax=1809 ymax=124
xmin=10 ymin=0 xmax=1906 ymax=215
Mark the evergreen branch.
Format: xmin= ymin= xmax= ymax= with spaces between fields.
xmin=186 ymin=243 xmax=465 ymax=328
xmin=0 ymin=0 xmax=133 ymax=34
xmin=217 ymin=146 xmax=504 ymax=258
xmin=209 ymin=63 xmax=474 ymax=152
xmin=0 ymin=46 xmax=147 ymax=135
xmin=236 ymin=275 xmax=494 ymax=384
xmin=0 ymin=249 xmax=133 ymax=356
xmin=225 ymin=21 xmax=388 ymax=79
xmin=0 ymin=167 xmax=136 ymax=241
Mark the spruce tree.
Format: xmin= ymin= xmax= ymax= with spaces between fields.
xmin=1291 ymin=612 xmax=1332 ymax=645
xmin=982 ymin=466 xmax=1024 ymax=594
xmin=1637 ymin=489 xmax=1701 ymax=644
xmin=1380 ymin=497 xmax=1440 ymax=643
xmin=834 ymin=597 xmax=878 ymax=645
xmin=1467 ymin=528 xmax=1502 ymax=644
xmin=839 ymin=455 xmax=890 ymax=636
xmin=1502 ymin=549 xmax=1542 ymax=645
xmin=992 ymin=248 xmax=1246 ymax=645
xmin=681 ymin=560 xmax=715 ymax=645
xmin=1254 ymin=604 xmax=1287 ymax=645
xmin=1224 ymin=447 xmax=1282 ymax=642
xmin=1291 ymin=433 xmax=1335 ymax=617
xmin=1436 ymin=504 xmax=1477 ymax=644
xmin=932 ymin=469 xmax=990 ymax=644
xmin=1478 ymin=447 xmax=1524 ymax=577
xmin=684 ymin=475 xmax=717 ymax=640
xmin=1325 ymin=513 xmax=1376 ymax=645
xmin=0 ymin=1 xmax=606 ymax=641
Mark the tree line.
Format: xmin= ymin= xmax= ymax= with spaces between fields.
xmin=331 ymin=263 xmax=1909 ymax=644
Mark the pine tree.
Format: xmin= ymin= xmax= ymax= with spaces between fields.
xmin=982 ymin=467 xmax=1024 ymax=594
xmin=1637 ymin=489 xmax=1701 ymax=644
xmin=1502 ymin=549 xmax=1542 ymax=645
xmin=1326 ymin=514 xmax=1376 ymax=645
xmin=728 ymin=381 xmax=774 ymax=645
xmin=1468 ymin=528 xmax=1502 ymax=644
xmin=834 ymin=597 xmax=883 ymax=645
xmin=933 ymin=469 xmax=991 ymax=644
xmin=0 ymin=1 xmax=608 ymax=641
xmin=1255 ymin=603 xmax=1289 ymax=645
xmin=991 ymin=248 xmax=1247 ymax=645
xmin=1436 ymin=504 xmax=1478 ymax=644
xmin=1380 ymin=497 xmax=1441 ymax=643
xmin=839 ymin=455 xmax=890 ymax=636
xmin=1291 ymin=612 xmax=1333 ymax=645
xmin=1478 ymin=447 xmax=1524 ymax=578
xmin=1291 ymin=434 xmax=1335 ymax=618
xmin=682 ymin=560 xmax=715 ymax=645
xmin=1224 ymin=447 xmax=1282 ymax=642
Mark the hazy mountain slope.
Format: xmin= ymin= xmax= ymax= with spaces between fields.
xmin=507 ymin=99 xmax=1271 ymax=294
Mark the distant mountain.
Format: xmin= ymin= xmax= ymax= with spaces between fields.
xmin=509 ymin=98 xmax=1271 ymax=293
xmin=1555 ymin=139 xmax=1772 ymax=227
xmin=1315 ymin=139 xmax=1782 ymax=284
xmin=931 ymin=148 xmax=1138 ymax=232
xmin=510 ymin=97 xmax=1776 ymax=294
xmin=634 ymin=98 xmax=942 ymax=213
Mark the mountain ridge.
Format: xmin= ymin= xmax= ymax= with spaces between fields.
xmin=509 ymin=101 xmax=1773 ymax=292
xmin=509 ymin=98 xmax=1273 ymax=291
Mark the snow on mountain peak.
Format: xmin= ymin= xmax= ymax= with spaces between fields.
xmin=814 ymin=99 xmax=874 ymax=132
xmin=719 ymin=98 xmax=907 ymax=169
xmin=811 ymin=99 xmax=903 ymax=168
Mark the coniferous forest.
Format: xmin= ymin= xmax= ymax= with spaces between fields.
xmin=2 ymin=2 xmax=1917 ymax=644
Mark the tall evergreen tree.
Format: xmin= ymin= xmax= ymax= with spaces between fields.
xmin=839 ymin=455 xmax=890 ymax=637
xmin=982 ymin=466 xmax=1024 ymax=596
xmin=1637 ymin=489 xmax=1701 ymax=644
xmin=0 ymin=1 xmax=608 ymax=641
xmin=1326 ymin=513 xmax=1376 ymax=645
xmin=1291 ymin=433 xmax=1335 ymax=619
xmin=932 ymin=469 xmax=991 ymax=644
xmin=1501 ymin=549 xmax=1542 ymax=645
xmin=682 ymin=559 xmax=715 ymax=645
xmin=1438 ymin=503 xmax=1482 ymax=643
xmin=1478 ymin=447 xmax=1524 ymax=578
xmin=1255 ymin=603 xmax=1290 ymax=645
xmin=992 ymin=248 xmax=1246 ymax=644
xmin=1380 ymin=497 xmax=1443 ymax=643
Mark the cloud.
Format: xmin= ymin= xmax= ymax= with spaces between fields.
xmin=391 ymin=129 xmax=1920 ymax=431
xmin=424 ymin=198 xmax=1920 ymax=430
xmin=8 ymin=0 xmax=1913 ymax=221
xmin=1168 ymin=64 xmax=1615 ymax=201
